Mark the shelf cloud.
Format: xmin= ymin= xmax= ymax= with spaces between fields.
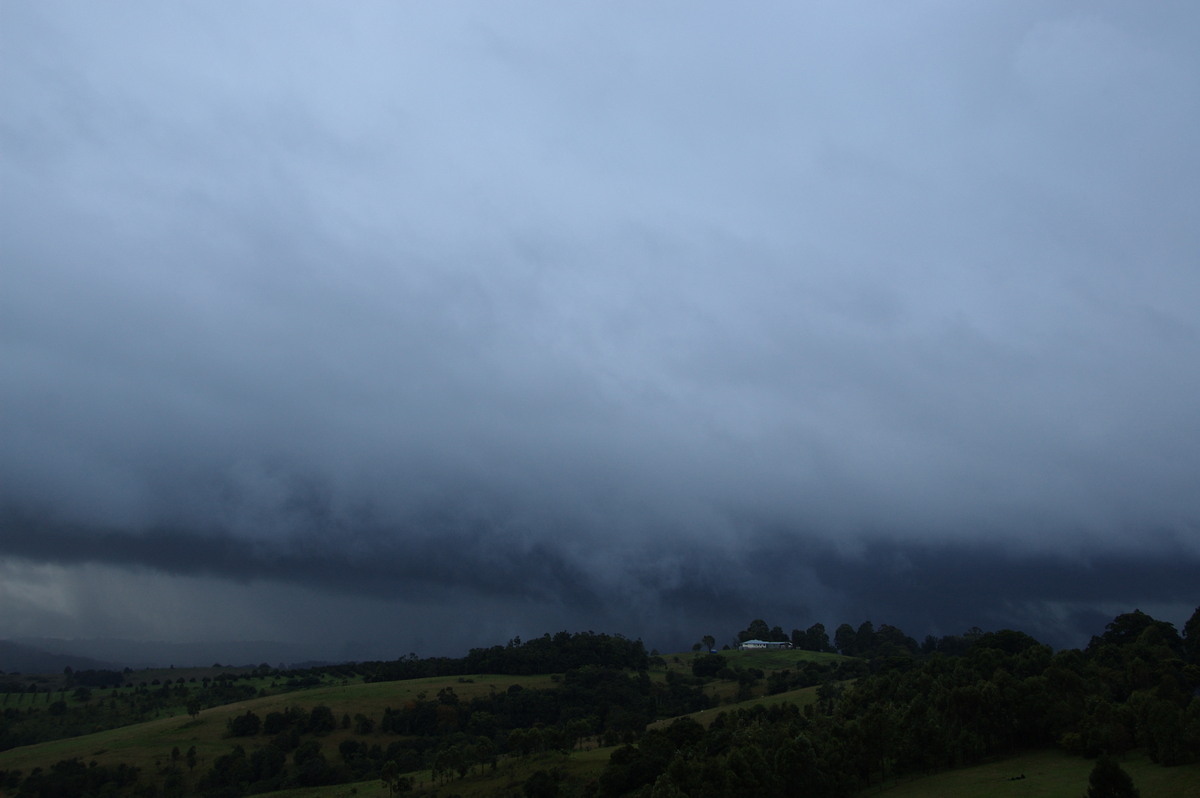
xmin=2 ymin=2 xmax=1197 ymax=659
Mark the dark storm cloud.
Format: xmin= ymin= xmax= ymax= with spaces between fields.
xmin=3 ymin=503 xmax=1194 ymax=654
xmin=2 ymin=2 xmax=1198 ymax=656
xmin=778 ymin=538 xmax=1200 ymax=649
xmin=0 ymin=507 xmax=602 ymax=609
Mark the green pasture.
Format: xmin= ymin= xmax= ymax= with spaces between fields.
xmin=254 ymin=747 xmax=616 ymax=798
xmin=1 ymin=672 xmax=285 ymax=716
xmin=1 ymin=666 xmax=266 ymax=698
xmin=250 ymin=721 xmax=1200 ymax=798
xmin=647 ymin=683 xmax=823 ymax=730
xmin=651 ymin=648 xmax=850 ymax=707
xmin=658 ymin=647 xmax=851 ymax=674
xmin=6 ymin=667 xmax=1198 ymax=798
xmin=875 ymin=749 xmax=1200 ymax=798
xmin=0 ymin=673 xmax=557 ymax=781
xmin=717 ymin=647 xmax=850 ymax=670
xmin=1 ymin=669 xmax=818 ymax=796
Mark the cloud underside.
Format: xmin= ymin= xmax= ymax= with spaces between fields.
xmin=4 ymin=510 xmax=1196 ymax=653
xmin=2 ymin=3 xmax=1199 ymax=654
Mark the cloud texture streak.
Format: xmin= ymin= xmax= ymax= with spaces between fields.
xmin=2 ymin=2 xmax=1198 ymax=657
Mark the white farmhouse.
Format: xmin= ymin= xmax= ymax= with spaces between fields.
xmin=739 ymin=639 xmax=792 ymax=650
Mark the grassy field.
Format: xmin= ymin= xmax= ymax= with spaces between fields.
xmin=1 ymin=665 xmax=265 ymax=699
xmin=6 ymin=669 xmax=1197 ymax=798
xmin=248 ymin=703 xmax=1200 ymax=798
xmin=647 ymin=683 xmax=822 ymax=730
xmin=358 ymin=687 xmax=832 ymax=796
xmin=0 ymin=673 xmax=557 ymax=780
xmin=0 ymin=668 xmax=823 ymax=797
xmin=716 ymin=647 xmax=850 ymax=670
xmin=874 ymin=749 xmax=1200 ymax=798
xmin=1 ymin=671 xmax=294 ymax=718
xmin=650 ymin=647 xmax=852 ymax=707
xmin=658 ymin=647 xmax=850 ymax=672
xmin=233 ymin=744 xmax=1200 ymax=798
xmin=250 ymin=747 xmax=616 ymax=798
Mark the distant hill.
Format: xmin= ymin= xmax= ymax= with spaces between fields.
xmin=13 ymin=637 xmax=316 ymax=670
xmin=0 ymin=640 xmax=118 ymax=674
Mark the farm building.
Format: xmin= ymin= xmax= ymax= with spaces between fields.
xmin=739 ymin=639 xmax=792 ymax=650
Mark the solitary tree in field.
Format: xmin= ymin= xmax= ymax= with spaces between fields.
xmin=1085 ymin=756 xmax=1139 ymax=798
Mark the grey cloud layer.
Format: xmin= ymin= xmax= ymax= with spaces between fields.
xmin=2 ymin=2 xmax=1198 ymax=654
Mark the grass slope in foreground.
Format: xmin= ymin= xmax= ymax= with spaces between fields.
xmin=0 ymin=673 xmax=556 ymax=778
xmin=875 ymin=749 xmax=1200 ymax=798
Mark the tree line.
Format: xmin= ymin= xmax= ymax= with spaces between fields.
xmin=1 ymin=610 xmax=1196 ymax=797
xmin=600 ymin=607 xmax=1200 ymax=797
xmin=719 ymin=616 xmax=983 ymax=659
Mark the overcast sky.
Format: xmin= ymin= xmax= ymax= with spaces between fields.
xmin=2 ymin=2 xmax=1198 ymax=662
